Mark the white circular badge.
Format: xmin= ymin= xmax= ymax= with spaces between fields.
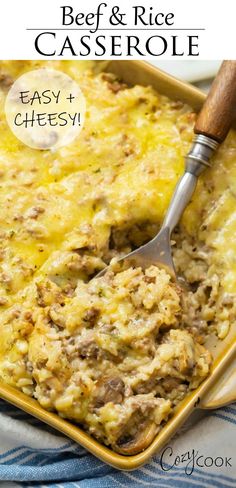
xmin=5 ymin=68 xmax=86 ymax=150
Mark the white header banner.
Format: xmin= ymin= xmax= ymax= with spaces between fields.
xmin=0 ymin=0 xmax=235 ymax=60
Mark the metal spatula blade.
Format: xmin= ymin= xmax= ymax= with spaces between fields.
xmin=95 ymin=139 xmax=215 ymax=281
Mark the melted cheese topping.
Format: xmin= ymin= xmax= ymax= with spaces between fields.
xmin=0 ymin=60 xmax=194 ymax=309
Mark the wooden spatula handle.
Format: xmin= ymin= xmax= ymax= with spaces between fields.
xmin=194 ymin=60 xmax=236 ymax=143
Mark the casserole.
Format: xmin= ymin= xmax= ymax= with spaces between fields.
xmin=0 ymin=60 xmax=235 ymax=469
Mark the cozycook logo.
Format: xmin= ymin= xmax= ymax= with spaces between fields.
xmin=160 ymin=446 xmax=233 ymax=475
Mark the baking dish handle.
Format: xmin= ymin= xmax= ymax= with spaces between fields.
xmin=200 ymin=356 xmax=236 ymax=409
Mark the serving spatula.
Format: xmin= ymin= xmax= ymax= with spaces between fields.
xmin=95 ymin=60 xmax=236 ymax=281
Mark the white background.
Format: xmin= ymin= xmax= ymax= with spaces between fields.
xmin=0 ymin=0 xmax=235 ymax=59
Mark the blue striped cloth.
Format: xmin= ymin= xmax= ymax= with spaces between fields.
xmin=0 ymin=399 xmax=235 ymax=488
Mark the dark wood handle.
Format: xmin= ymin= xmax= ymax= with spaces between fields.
xmin=194 ymin=61 xmax=236 ymax=143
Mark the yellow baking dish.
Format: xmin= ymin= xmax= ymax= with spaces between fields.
xmin=0 ymin=60 xmax=235 ymax=470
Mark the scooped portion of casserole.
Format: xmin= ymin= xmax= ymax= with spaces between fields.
xmin=28 ymin=264 xmax=211 ymax=451
xmin=0 ymin=61 xmax=235 ymax=453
